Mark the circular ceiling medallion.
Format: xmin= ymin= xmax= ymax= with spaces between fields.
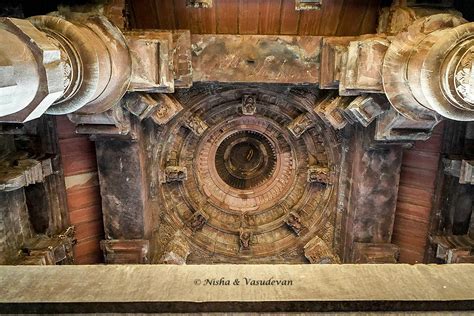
xmin=215 ymin=130 xmax=277 ymax=190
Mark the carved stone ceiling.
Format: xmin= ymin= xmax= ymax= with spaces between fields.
xmin=152 ymin=85 xmax=340 ymax=263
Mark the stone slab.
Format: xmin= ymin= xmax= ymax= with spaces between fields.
xmin=0 ymin=264 xmax=473 ymax=312
xmin=191 ymin=35 xmax=321 ymax=84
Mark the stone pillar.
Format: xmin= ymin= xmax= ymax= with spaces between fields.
xmin=341 ymin=126 xmax=403 ymax=262
xmin=383 ymin=13 xmax=474 ymax=122
xmin=0 ymin=15 xmax=131 ymax=122
xmin=95 ymin=137 xmax=153 ymax=241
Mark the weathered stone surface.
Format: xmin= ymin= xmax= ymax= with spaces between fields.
xmin=172 ymin=30 xmax=193 ymax=88
xmin=0 ymin=265 xmax=474 ymax=313
xmin=319 ymin=36 xmax=359 ymax=89
xmin=431 ymin=234 xmax=474 ymax=263
xmin=192 ymin=35 xmax=321 ymax=84
xmin=444 ymin=159 xmax=474 ymax=184
xmin=377 ymin=5 xmax=461 ymax=34
xmin=19 ymin=227 xmax=75 ymax=265
xmin=304 ymin=236 xmax=340 ymax=263
xmin=96 ymin=138 xmax=152 ymax=240
xmin=125 ymin=31 xmax=174 ymax=93
xmin=351 ymin=243 xmax=400 ymax=263
xmin=382 ymin=14 xmax=474 ymax=122
xmin=0 ymin=18 xmax=63 ymax=122
xmin=345 ymin=94 xmax=387 ymax=127
xmin=314 ymin=93 xmax=353 ymax=129
xmin=68 ymin=103 xmax=131 ymax=136
xmin=340 ymin=36 xmax=389 ymax=96
xmin=0 ymin=153 xmax=53 ymax=192
xmin=375 ymin=108 xmax=439 ymax=142
xmin=0 ymin=190 xmax=32 ymax=264
xmin=341 ymin=127 xmax=403 ymax=261
xmin=100 ymin=239 xmax=149 ymax=264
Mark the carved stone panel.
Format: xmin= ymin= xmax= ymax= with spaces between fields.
xmin=307 ymin=166 xmax=331 ymax=184
xmin=184 ymin=116 xmax=208 ymax=136
xmin=287 ymin=113 xmax=314 ymax=138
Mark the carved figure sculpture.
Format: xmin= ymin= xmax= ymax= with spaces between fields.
xmin=285 ymin=212 xmax=305 ymax=236
xmin=241 ymin=95 xmax=257 ymax=115
xmin=239 ymin=228 xmax=252 ymax=251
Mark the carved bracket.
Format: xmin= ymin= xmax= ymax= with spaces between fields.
xmin=0 ymin=154 xmax=53 ymax=192
xmin=287 ymin=113 xmax=314 ymax=138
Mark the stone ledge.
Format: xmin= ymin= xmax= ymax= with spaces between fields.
xmin=0 ymin=264 xmax=473 ymax=312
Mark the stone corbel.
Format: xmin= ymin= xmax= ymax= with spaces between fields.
xmin=0 ymin=153 xmax=53 ymax=192
xmin=123 ymin=93 xmax=183 ymax=125
xmin=68 ymin=103 xmax=133 ymax=137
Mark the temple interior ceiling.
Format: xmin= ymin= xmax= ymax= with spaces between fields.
xmin=151 ymin=85 xmax=340 ymax=263
xmin=1 ymin=0 xmax=474 ymax=313
xmin=0 ymin=0 xmax=472 ymax=269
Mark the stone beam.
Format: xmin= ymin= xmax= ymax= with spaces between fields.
xmin=191 ymin=34 xmax=321 ymax=84
xmin=0 ymin=265 xmax=473 ymax=313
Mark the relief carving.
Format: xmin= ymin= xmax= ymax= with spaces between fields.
xmin=287 ymin=113 xmax=314 ymax=138
xmin=189 ymin=212 xmax=208 ymax=233
xmin=163 ymin=166 xmax=187 ymax=183
xmin=239 ymin=228 xmax=252 ymax=252
xmin=185 ymin=115 xmax=208 ymax=136
xmin=285 ymin=212 xmax=306 ymax=236
xmin=241 ymin=95 xmax=257 ymax=115
xmin=454 ymin=51 xmax=474 ymax=104
xmin=162 ymin=150 xmax=187 ymax=183
xmin=304 ymin=236 xmax=341 ymax=264
xmin=307 ymin=166 xmax=331 ymax=184
xmin=151 ymin=94 xmax=183 ymax=125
